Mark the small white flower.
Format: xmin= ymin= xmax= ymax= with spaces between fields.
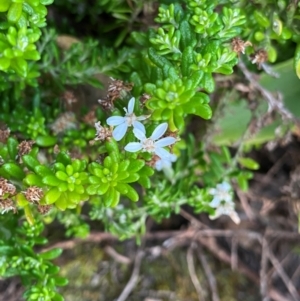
xmin=209 ymin=201 xmax=240 ymax=224
xmin=208 ymin=182 xmax=232 ymax=207
xmin=155 ymin=154 xmax=177 ymax=171
xmin=125 ymin=123 xmax=176 ymax=160
xmin=106 ymin=97 xmax=148 ymax=141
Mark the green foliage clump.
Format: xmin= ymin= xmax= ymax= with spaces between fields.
xmin=0 ymin=0 xmax=300 ymax=300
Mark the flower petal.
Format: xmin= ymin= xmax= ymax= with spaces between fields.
xmin=154 ymin=147 xmax=173 ymax=160
xmin=132 ymin=121 xmax=145 ymax=132
xmin=107 ymin=116 xmax=125 ymax=126
xmin=127 ymin=97 xmax=135 ymax=114
xmin=133 ymin=126 xmax=146 ymax=141
xmin=155 ymin=137 xmax=176 ymax=148
xmin=124 ymin=142 xmax=142 ymax=152
xmin=136 ymin=114 xmax=149 ymax=121
xmin=151 ymin=123 xmax=168 ymax=140
xmin=113 ymin=124 xmax=128 ymax=141
xmin=209 ymin=197 xmax=221 ymax=208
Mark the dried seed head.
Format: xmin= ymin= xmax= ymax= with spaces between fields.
xmin=61 ymin=90 xmax=78 ymax=106
xmin=51 ymin=112 xmax=77 ymax=135
xmin=107 ymin=78 xmax=133 ymax=101
xmin=18 ymin=140 xmax=35 ymax=156
xmin=37 ymin=204 xmax=52 ymax=215
xmin=24 ymin=186 xmax=44 ymax=204
xmin=82 ymin=108 xmax=97 ymax=126
xmin=0 ymin=178 xmax=16 ymax=198
xmin=0 ymin=199 xmax=17 ymax=214
xmin=94 ymin=121 xmax=112 ymax=141
xmin=140 ymin=93 xmax=151 ymax=105
xmin=251 ymin=49 xmax=268 ymax=68
xmin=0 ymin=128 xmax=10 ymax=143
xmin=231 ymin=37 xmax=252 ymax=55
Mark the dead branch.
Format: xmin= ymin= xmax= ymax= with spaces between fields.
xmin=116 ymin=250 xmax=145 ymax=301
xmin=197 ymin=245 xmax=220 ymax=301
xmin=187 ymin=242 xmax=206 ymax=301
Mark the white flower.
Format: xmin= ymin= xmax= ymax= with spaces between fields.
xmin=106 ymin=97 xmax=148 ymax=141
xmin=155 ymin=154 xmax=177 ymax=171
xmin=209 ymin=201 xmax=240 ymax=224
xmin=208 ymin=181 xmax=232 ymax=207
xmin=125 ymin=123 xmax=176 ymax=160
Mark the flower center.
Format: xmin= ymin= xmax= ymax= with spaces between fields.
xmin=142 ymin=138 xmax=155 ymax=152
xmin=125 ymin=113 xmax=137 ymax=126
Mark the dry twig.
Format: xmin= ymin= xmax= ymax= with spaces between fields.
xmin=197 ymin=245 xmax=220 ymax=301
xmin=116 ymin=250 xmax=145 ymax=301
xmin=187 ymin=243 xmax=206 ymax=301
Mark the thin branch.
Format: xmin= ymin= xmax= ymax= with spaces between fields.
xmin=197 ymin=245 xmax=220 ymax=301
xmin=260 ymin=237 xmax=269 ymax=301
xmin=116 ymin=250 xmax=145 ymax=301
xmin=238 ymin=60 xmax=294 ymax=122
xmin=104 ymin=245 xmax=132 ymax=265
xmin=266 ymin=245 xmax=300 ymax=301
xmin=187 ymin=243 xmax=206 ymax=301
xmin=231 ymin=236 xmax=238 ymax=271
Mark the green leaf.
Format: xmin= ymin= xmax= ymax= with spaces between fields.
xmin=34 ymin=165 xmax=52 ymax=177
xmin=7 ymin=137 xmax=18 ymax=160
xmin=24 ymin=173 xmax=43 ymax=186
xmin=125 ymin=185 xmax=139 ymax=202
xmin=42 ymin=175 xmax=61 ymax=186
xmin=39 ymin=248 xmax=62 ymax=260
xmin=294 ymin=43 xmax=300 ymax=79
xmin=104 ymin=188 xmax=120 ymax=207
xmin=22 ymin=155 xmax=40 ymax=171
xmin=53 ymin=277 xmax=69 ymax=287
xmin=127 ymin=159 xmax=145 ymax=173
xmin=138 ymin=176 xmax=151 ymax=188
xmin=0 ymin=57 xmax=10 ymax=70
xmin=238 ymin=158 xmax=260 ymax=170
xmin=45 ymin=188 xmax=61 ymax=204
xmin=0 ymin=0 xmax=10 ymax=12
xmin=35 ymin=135 xmax=57 ymax=147
xmin=86 ymin=184 xmax=100 ymax=195
xmin=7 ymin=2 xmax=22 ymax=23
xmin=97 ymin=182 xmax=109 ymax=195
xmin=40 ymin=0 xmax=54 ymax=5
xmin=56 ymin=152 xmax=71 ymax=165
xmin=1 ymin=162 xmax=25 ymax=180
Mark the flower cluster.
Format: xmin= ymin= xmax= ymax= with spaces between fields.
xmin=208 ymin=182 xmax=240 ymax=224
xmin=106 ymin=97 xmax=177 ymax=170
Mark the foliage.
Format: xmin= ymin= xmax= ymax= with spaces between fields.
xmin=0 ymin=0 xmax=300 ymax=300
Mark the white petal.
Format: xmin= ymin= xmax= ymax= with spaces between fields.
xmin=151 ymin=123 xmax=168 ymax=140
xmin=133 ymin=126 xmax=146 ymax=141
xmin=136 ymin=115 xmax=149 ymax=121
xmin=107 ymin=116 xmax=125 ymax=126
xmin=155 ymin=147 xmax=173 ymax=160
xmin=132 ymin=121 xmax=145 ymax=132
xmin=113 ymin=124 xmax=128 ymax=141
xmin=229 ymin=211 xmax=241 ymax=224
xmin=127 ymin=97 xmax=135 ymax=114
xmin=124 ymin=142 xmax=142 ymax=152
xmin=155 ymin=137 xmax=176 ymax=148
xmin=209 ymin=197 xmax=221 ymax=208
xmin=208 ymin=188 xmax=216 ymax=196
xmin=218 ymin=182 xmax=231 ymax=191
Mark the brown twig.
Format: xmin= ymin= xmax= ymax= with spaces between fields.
xmin=238 ymin=60 xmax=294 ymax=122
xmin=260 ymin=237 xmax=270 ymax=301
xmin=104 ymin=245 xmax=132 ymax=265
xmin=197 ymin=245 xmax=220 ymax=301
xmin=266 ymin=245 xmax=300 ymax=301
xmin=187 ymin=242 xmax=206 ymax=301
xmin=116 ymin=250 xmax=145 ymax=301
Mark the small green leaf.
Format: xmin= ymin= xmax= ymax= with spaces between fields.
xmin=7 ymin=2 xmax=22 ymax=23
xmin=22 ymin=155 xmax=40 ymax=171
xmin=53 ymin=277 xmax=68 ymax=287
xmin=238 ymin=157 xmax=260 ymax=170
xmin=7 ymin=137 xmax=18 ymax=160
xmin=34 ymin=165 xmax=52 ymax=177
xmin=24 ymin=173 xmax=43 ymax=186
xmin=0 ymin=0 xmax=11 ymax=12
xmin=39 ymin=248 xmax=62 ymax=260
xmin=86 ymin=184 xmax=99 ymax=195
xmin=35 ymin=135 xmax=57 ymax=147
xmin=1 ymin=162 xmax=25 ymax=180
xmin=45 ymin=188 xmax=61 ymax=204
xmin=42 ymin=175 xmax=61 ymax=186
